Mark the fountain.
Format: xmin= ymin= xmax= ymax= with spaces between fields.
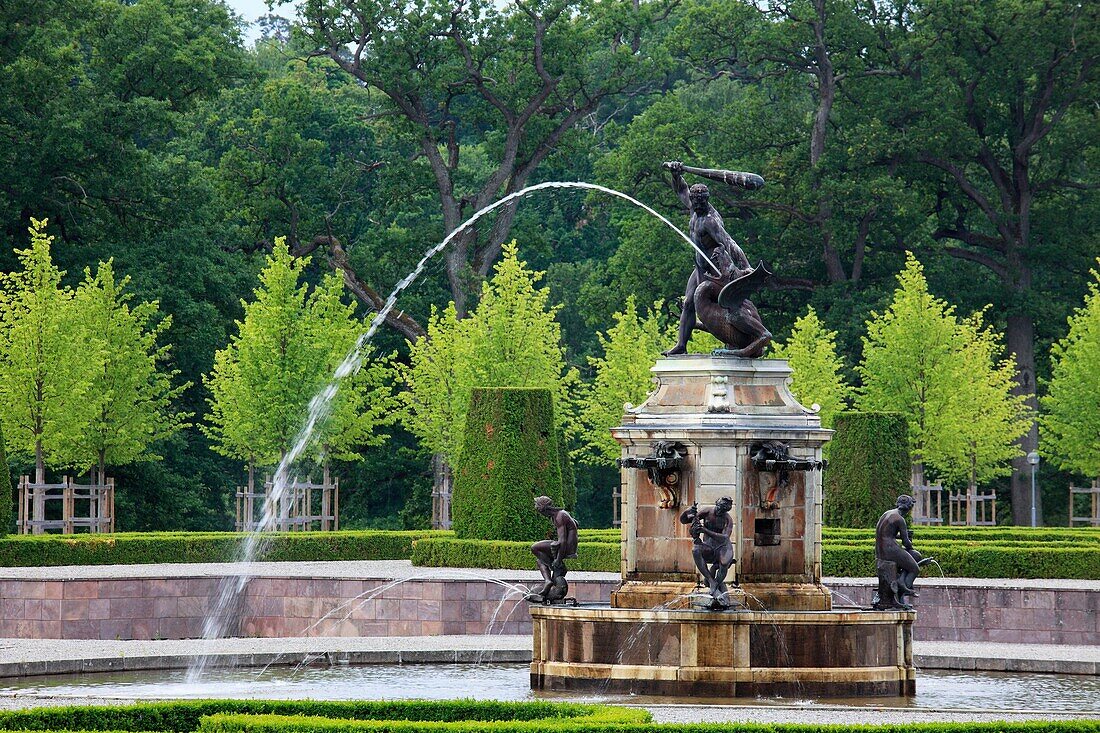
xmin=529 ymin=162 xmax=917 ymax=698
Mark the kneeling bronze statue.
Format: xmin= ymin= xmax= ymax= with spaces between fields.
xmin=527 ymin=495 xmax=579 ymax=604
xmin=680 ymin=497 xmax=736 ymax=609
xmin=873 ymin=494 xmax=933 ymax=611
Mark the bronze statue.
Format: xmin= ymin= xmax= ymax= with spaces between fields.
xmin=873 ymin=495 xmax=933 ymax=610
xmin=527 ymin=495 xmax=579 ymax=604
xmin=662 ymin=161 xmax=772 ymax=359
xmin=679 ymin=497 xmax=736 ymax=609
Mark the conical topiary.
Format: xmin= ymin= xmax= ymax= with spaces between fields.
xmin=824 ymin=411 xmax=911 ymax=527
xmin=452 ymin=388 xmax=564 ymax=541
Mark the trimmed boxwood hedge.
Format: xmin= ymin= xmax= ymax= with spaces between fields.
xmin=824 ymin=411 xmax=911 ymax=528
xmin=0 ymin=700 xmax=1095 ymax=733
xmin=0 ymin=530 xmax=448 ymax=567
xmin=0 ymin=701 xmax=641 ymax=732
xmin=410 ymin=536 xmax=1100 ymax=579
xmin=452 ymin=388 xmax=564 ymax=542
xmin=411 ymin=537 xmax=619 ymax=572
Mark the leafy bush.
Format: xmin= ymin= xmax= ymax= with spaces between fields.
xmin=824 ymin=411 xmax=911 ymax=527
xmin=0 ymin=530 xmax=448 ymax=567
xmin=411 ymin=537 xmax=618 ymax=572
xmin=452 ymin=388 xmax=564 ymax=542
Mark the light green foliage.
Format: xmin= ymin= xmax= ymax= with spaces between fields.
xmin=0 ymin=220 xmax=96 ymax=478
xmin=771 ymin=306 xmax=853 ymax=430
xmin=57 ymin=260 xmax=191 ymax=481
xmin=0 ymin=421 xmax=11 ymax=535
xmin=857 ymin=253 xmax=962 ymax=468
xmin=203 ymin=239 xmax=396 ymax=467
xmin=858 ymin=254 xmax=1028 ymax=485
xmin=1041 ymin=264 xmax=1100 ymax=478
xmin=577 ymin=297 xmax=665 ymax=466
xmin=402 ymin=242 xmax=578 ymax=463
xmin=934 ymin=311 xmax=1031 ymax=485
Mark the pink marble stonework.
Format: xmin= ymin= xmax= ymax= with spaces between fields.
xmin=0 ymin=572 xmax=1094 ymax=644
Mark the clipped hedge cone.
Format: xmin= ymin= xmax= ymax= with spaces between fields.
xmin=452 ymin=388 xmax=564 ymax=541
xmin=824 ymin=411 xmax=910 ymax=527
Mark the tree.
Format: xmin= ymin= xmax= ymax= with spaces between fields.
xmin=203 ymin=239 xmax=395 ymax=473
xmin=0 ymin=220 xmax=96 ymax=482
xmin=57 ymin=260 xmax=192 ymax=485
xmin=403 ymin=241 xmax=578 ymax=464
xmin=903 ymin=0 xmax=1100 ymax=523
xmin=669 ymin=0 xmax=921 ymax=288
xmin=931 ymin=310 xmax=1031 ymax=493
xmin=770 ymin=305 xmax=853 ymax=430
xmin=0 ymin=420 xmax=11 ymax=535
xmin=857 ymin=253 xmax=963 ymax=487
xmin=578 ymin=296 xmax=666 ymax=466
xmin=292 ymin=0 xmax=670 ymax=321
xmin=1041 ymin=264 xmax=1100 ymax=480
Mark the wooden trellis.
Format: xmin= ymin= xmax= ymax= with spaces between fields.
xmin=235 ymin=467 xmax=339 ymax=532
xmin=1069 ymin=479 xmax=1100 ymax=527
xmin=16 ymin=477 xmax=115 ymax=534
xmin=911 ymin=483 xmax=944 ymax=525
xmin=948 ymin=487 xmax=997 ymax=526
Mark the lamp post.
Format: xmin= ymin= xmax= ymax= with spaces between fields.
xmin=1027 ymin=451 xmax=1040 ymax=527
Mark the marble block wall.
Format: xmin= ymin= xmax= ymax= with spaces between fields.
xmin=0 ymin=575 xmax=1094 ymax=644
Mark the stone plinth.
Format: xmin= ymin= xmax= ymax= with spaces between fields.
xmin=611 ymin=356 xmax=832 ymax=611
xmin=531 ymin=603 xmax=915 ymax=698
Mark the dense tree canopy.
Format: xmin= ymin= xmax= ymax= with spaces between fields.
xmin=1 ymin=0 xmax=1096 ymax=528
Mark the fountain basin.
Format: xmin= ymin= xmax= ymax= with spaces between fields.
xmin=531 ymin=603 xmax=914 ymax=697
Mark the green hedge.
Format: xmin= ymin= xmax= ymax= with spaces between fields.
xmin=0 ymin=700 xmax=1095 ymax=733
xmin=411 ymin=537 xmax=619 ymax=572
xmin=452 ymin=388 xmax=564 ymax=542
xmin=411 ymin=536 xmax=1100 ymax=579
xmin=825 ymin=527 xmax=1100 ymax=543
xmin=0 ymin=701 xmax=638 ymax=732
xmin=824 ymin=411 xmax=911 ymax=528
xmin=200 ymin=707 xmax=644 ymax=733
xmin=0 ymin=530 xmax=448 ymax=567
xmin=823 ymin=543 xmax=1100 ymax=579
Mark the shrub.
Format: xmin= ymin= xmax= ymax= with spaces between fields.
xmin=0 ymin=700 xmax=1095 ymax=733
xmin=0 ymin=530 xmax=448 ymax=567
xmin=452 ymin=388 xmax=564 ymax=542
xmin=0 ymin=700 xmax=643 ymax=732
xmin=411 ymin=537 xmax=619 ymax=572
xmin=824 ymin=411 xmax=910 ymax=527
xmin=0 ymin=421 xmax=10 ymax=536
xmin=822 ymin=543 xmax=1100 ymax=579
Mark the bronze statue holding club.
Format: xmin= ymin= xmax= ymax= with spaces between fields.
xmin=662 ymin=161 xmax=773 ymax=359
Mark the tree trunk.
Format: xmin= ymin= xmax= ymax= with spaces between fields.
xmin=98 ymin=451 xmax=106 ymax=488
xmin=1006 ymin=313 xmax=1040 ymax=525
xmin=431 ymin=454 xmax=452 ymax=530
xmin=34 ymin=439 xmax=44 ymax=484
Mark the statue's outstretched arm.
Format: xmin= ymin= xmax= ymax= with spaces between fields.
xmin=663 ymin=161 xmax=691 ymax=209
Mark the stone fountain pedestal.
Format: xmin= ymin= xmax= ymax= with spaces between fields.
xmin=530 ymin=356 xmax=916 ymax=697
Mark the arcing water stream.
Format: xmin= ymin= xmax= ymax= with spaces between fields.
xmin=186 ymin=181 xmax=710 ymax=682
